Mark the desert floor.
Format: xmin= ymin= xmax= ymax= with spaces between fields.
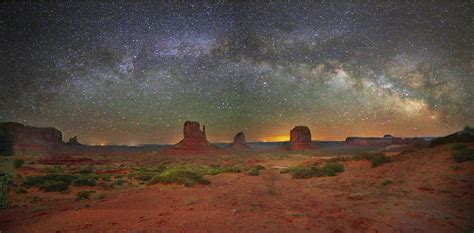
xmin=0 ymin=144 xmax=473 ymax=233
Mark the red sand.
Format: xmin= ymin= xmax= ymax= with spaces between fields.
xmin=1 ymin=145 xmax=473 ymax=232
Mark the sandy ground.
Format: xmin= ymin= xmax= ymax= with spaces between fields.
xmin=1 ymin=144 xmax=473 ymax=233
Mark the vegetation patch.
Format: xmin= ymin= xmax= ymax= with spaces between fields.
xmin=381 ymin=179 xmax=393 ymax=186
xmin=148 ymin=167 xmax=210 ymax=187
xmin=72 ymin=177 xmax=97 ymax=186
xmin=43 ymin=181 xmax=69 ymax=192
xmin=281 ymin=162 xmax=344 ymax=179
xmin=23 ymin=174 xmax=78 ymax=188
xmin=371 ymin=154 xmax=391 ymax=167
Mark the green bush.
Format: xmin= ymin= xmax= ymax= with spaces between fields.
xmin=248 ymin=167 xmax=260 ymax=176
xmin=73 ymin=178 xmax=97 ymax=186
xmin=453 ymin=148 xmax=474 ymax=163
xmin=14 ymin=159 xmax=24 ymax=168
xmin=323 ymin=162 xmax=344 ymax=174
xmin=371 ymin=154 xmax=391 ymax=167
xmin=149 ymin=167 xmax=209 ymax=187
xmin=78 ymin=166 xmax=94 ymax=174
xmin=43 ymin=181 xmax=69 ymax=192
xmin=282 ymin=163 xmax=344 ymax=179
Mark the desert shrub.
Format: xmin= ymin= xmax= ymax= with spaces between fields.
xmin=371 ymin=154 xmax=391 ymax=167
xmin=248 ymin=167 xmax=260 ymax=176
xmin=76 ymin=190 xmax=95 ymax=200
xmin=23 ymin=174 xmax=78 ymax=187
xmin=72 ymin=177 xmax=96 ymax=186
xmin=14 ymin=159 xmax=24 ymax=168
xmin=282 ymin=163 xmax=344 ymax=179
xmin=323 ymin=162 xmax=344 ymax=175
xmin=149 ymin=167 xmax=209 ymax=187
xmin=43 ymin=181 xmax=69 ymax=192
xmin=453 ymin=148 xmax=474 ymax=163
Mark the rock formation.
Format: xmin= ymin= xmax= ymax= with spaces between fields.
xmin=345 ymin=135 xmax=427 ymax=146
xmin=289 ymin=126 xmax=314 ymax=150
xmin=66 ymin=136 xmax=81 ymax=146
xmin=230 ymin=132 xmax=250 ymax=149
xmin=172 ymin=121 xmax=215 ymax=153
xmin=0 ymin=122 xmax=63 ymax=155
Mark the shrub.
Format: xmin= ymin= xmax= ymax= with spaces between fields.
xmin=371 ymin=154 xmax=391 ymax=167
xmin=248 ymin=167 xmax=260 ymax=176
xmin=453 ymin=148 xmax=474 ymax=163
xmin=323 ymin=162 xmax=344 ymax=175
xmin=149 ymin=167 xmax=209 ymax=187
xmin=78 ymin=166 xmax=94 ymax=174
xmin=282 ymin=163 xmax=344 ymax=179
xmin=43 ymin=181 xmax=69 ymax=192
xmin=206 ymin=165 xmax=241 ymax=175
xmin=14 ymin=159 xmax=24 ymax=168
xmin=73 ymin=178 xmax=97 ymax=186
xmin=354 ymin=153 xmax=383 ymax=161
xmin=23 ymin=174 xmax=78 ymax=187
xmin=76 ymin=190 xmax=95 ymax=200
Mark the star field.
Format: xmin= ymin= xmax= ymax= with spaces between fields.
xmin=0 ymin=1 xmax=472 ymax=145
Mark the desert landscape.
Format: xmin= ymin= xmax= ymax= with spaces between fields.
xmin=1 ymin=1 xmax=473 ymax=232
xmin=0 ymin=122 xmax=473 ymax=232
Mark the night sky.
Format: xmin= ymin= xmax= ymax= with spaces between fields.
xmin=1 ymin=1 xmax=473 ymax=145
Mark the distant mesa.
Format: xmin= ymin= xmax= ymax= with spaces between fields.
xmin=66 ymin=136 xmax=81 ymax=146
xmin=230 ymin=132 xmax=250 ymax=149
xmin=345 ymin=134 xmax=427 ymax=146
xmin=289 ymin=126 xmax=314 ymax=150
xmin=0 ymin=122 xmax=63 ymax=156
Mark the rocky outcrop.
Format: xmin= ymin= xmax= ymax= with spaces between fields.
xmin=168 ymin=121 xmax=217 ymax=154
xmin=289 ymin=126 xmax=314 ymax=150
xmin=0 ymin=122 xmax=63 ymax=155
xmin=230 ymin=132 xmax=250 ymax=149
xmin=66 ymin=136 xmax=81 ymax=146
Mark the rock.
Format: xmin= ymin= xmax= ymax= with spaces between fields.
xmin=230 ymin=132 xmax=250 ymax=149
xmin=0 ymin=122 xmax=63 ymax=155
xmin=289 ymin=126 xmax=314 ymax=150
xmin=172 ymin=121 xmax=216 ymax=153
xmin=66 ymin=136 xmax=81 ymax=146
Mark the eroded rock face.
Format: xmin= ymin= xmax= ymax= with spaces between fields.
xmin=230 ymin=132 xmax=250 ymax=149
xmin=289 ymin=126 xmax=314 ymax=150
xmin=0 ymin=122 xmax=63 ymax=155
xmin=174 ymin=121 xmax=212 ymax=151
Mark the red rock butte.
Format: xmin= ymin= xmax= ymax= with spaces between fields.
xmin=289 ymin=126 xmax=314 ymax=150
xmin=230 ymin=132 xmax=250 ymax=149
xmin=169 ymin=121 xmax=217 ymax=154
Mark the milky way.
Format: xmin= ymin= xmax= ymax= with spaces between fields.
xmin=0 ymin=1 xmax=473 ymax=145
